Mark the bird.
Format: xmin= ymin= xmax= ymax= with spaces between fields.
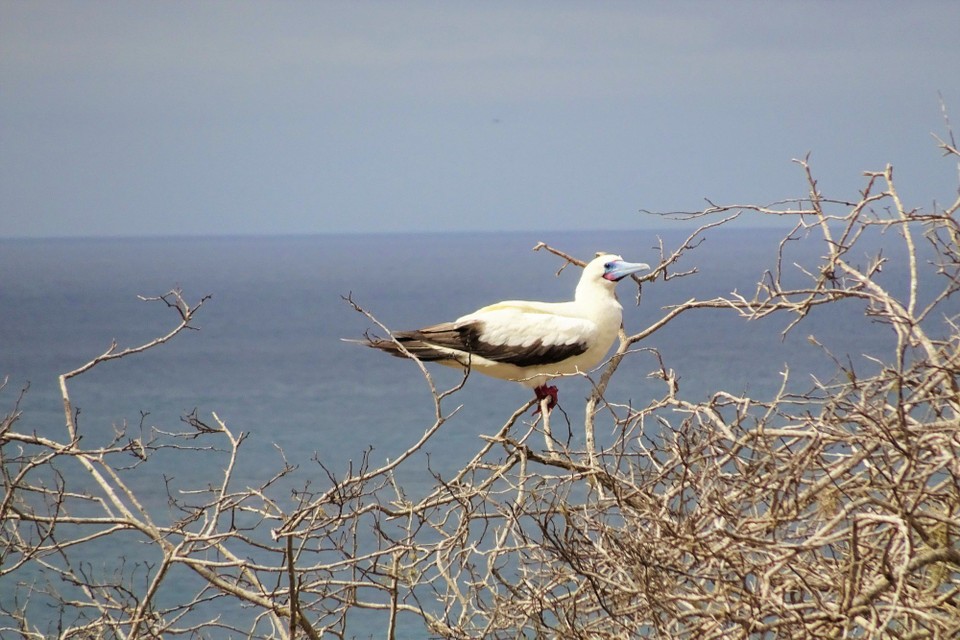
xmin=358 ymin=254 xmax=650 ymax=411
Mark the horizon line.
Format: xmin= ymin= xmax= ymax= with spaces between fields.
xmin=0 ymin=222 xmax=792 ymax=243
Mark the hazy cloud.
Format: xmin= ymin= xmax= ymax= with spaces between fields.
xmin=2 ymin=1 xmax=958 ymax=237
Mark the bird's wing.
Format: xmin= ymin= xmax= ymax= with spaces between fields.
xmin=420 ymin=301 xmax=596 ymax=367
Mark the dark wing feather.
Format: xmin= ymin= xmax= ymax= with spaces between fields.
xmin=367 ymin=321 xmax=589 ymax=368
xmin=364 ymin=331 xmax=451 ymax=363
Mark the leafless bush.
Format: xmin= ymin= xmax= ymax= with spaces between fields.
xmin=3 ymin=133 xmax=959 ymax=638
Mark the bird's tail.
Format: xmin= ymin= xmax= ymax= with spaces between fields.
xmin=344 ymin=332 xmax=464 ymax=363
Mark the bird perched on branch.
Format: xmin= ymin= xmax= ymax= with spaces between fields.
xmin=358 ymin=254 xmax=650 ymax=411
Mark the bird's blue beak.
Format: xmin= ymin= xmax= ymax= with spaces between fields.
xmin=603 ymin=260 xmax=651 ymax=282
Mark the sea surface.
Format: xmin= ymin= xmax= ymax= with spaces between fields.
xmin=0 ymin=228 xmax=945 ymax=636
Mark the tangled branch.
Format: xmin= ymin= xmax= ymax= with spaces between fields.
xmin=3 ymin=139 xmax=959 ymax=638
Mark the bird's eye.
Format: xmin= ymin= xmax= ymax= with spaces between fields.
xmin=603 ymin=262 xmax=613 ymax=270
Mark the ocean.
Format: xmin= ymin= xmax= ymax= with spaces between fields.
xmin=0 ymin=228 xmax=931 ymax=636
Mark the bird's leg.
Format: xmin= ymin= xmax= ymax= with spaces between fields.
xmin=533 ymin=384 xmax=559 ymax=414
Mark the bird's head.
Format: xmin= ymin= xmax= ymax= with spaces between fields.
xmin=574 ymin=254 xmax=650 ymax=303
xmin=588 ymin=253 xmax=651 ymax=283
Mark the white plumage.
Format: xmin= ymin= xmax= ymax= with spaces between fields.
xmin=361 ymin=254 xmax=650 ymax=409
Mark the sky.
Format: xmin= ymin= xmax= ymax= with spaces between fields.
xmin=2 ymin=1 xmax=959 ymax=239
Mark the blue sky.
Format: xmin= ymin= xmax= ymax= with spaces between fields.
xmin=2 ymin=1 xmax=959 ymax=238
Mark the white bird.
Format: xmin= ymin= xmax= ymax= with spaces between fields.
xmin=360 ymin=254 xmax=650 ymax=410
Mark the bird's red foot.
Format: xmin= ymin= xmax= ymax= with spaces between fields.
xmin=533 ymin=384 xmax=559 ymax=414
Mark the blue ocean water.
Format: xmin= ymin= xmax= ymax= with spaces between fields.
xmin=0 ymin=228 xmax=935 ymax=635
xmin=2 ymin=229 xmax=869 ymax=472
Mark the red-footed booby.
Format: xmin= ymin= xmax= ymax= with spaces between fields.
xmin=361 ymin=254 xmax=650 ymax=410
